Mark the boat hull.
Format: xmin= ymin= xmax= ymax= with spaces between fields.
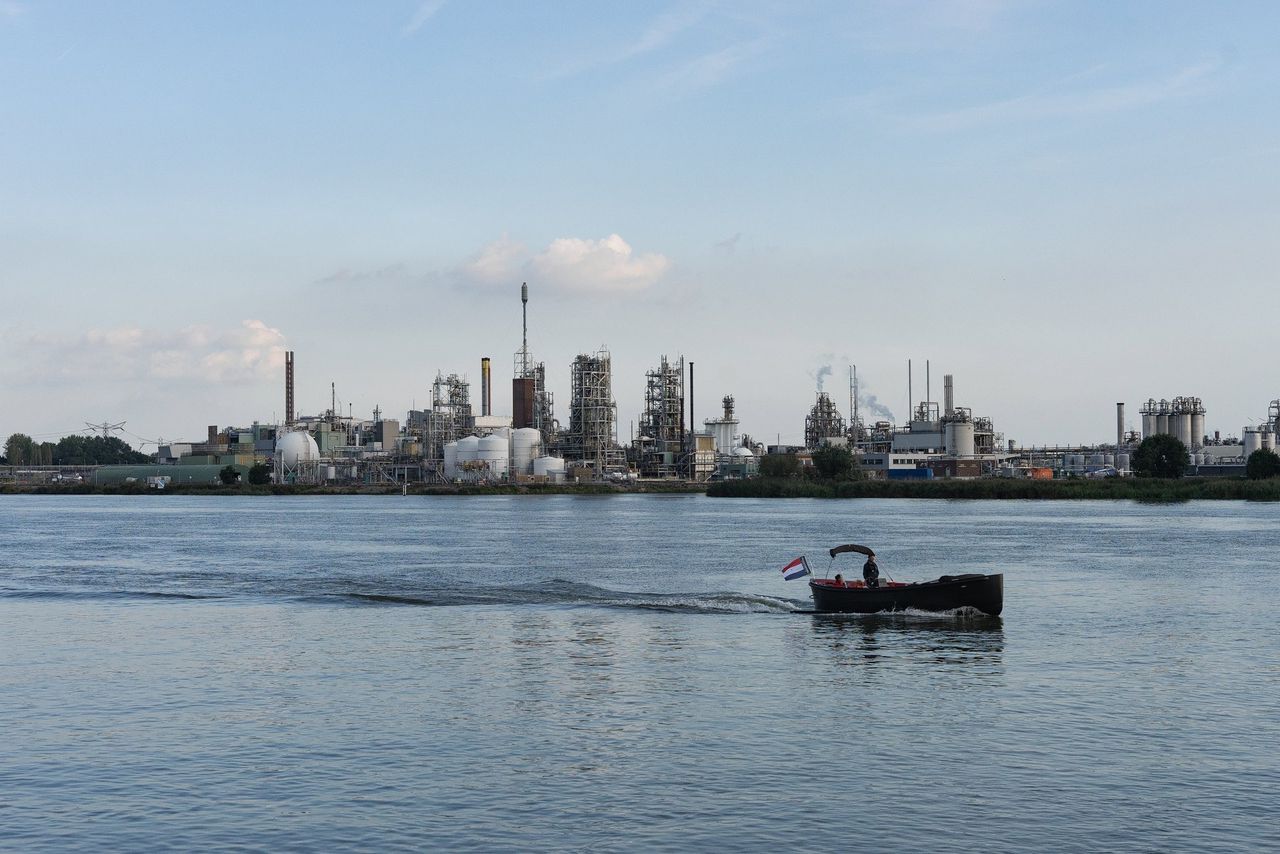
xmin=809 ymin=573 xmax=1003 ymax=616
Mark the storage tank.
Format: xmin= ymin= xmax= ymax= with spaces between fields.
xmin=477 ymin=435 xmax=509 ymax=480
xmin=325 ymin=465 xmax=337 ymax=480
xmin=1142 ymin=413 xmax=1156 ymax=439
xmin=1104 ymin=454 xmax=1114 ymax=466
xmin=945 ymin=420 xmax=975 ymax=457
xmin=1156 ymin=414 xmax=1170 ymax=435
xmin=1191 ymin=412 xmax=1205 ymax=449
xmin=1090 ymin=454 xmax=1105 ymax=466
xmin=276 ymin=430 xmax=320 ymax=466
xmin=511 ymin=427 xmax=541 ymax=476
xmin=1175 ymin=413 xmax=1192 ymax=448
xmin=533 ymin=456 xmax=566 ymax=482
xmin=443 ymin=441 xmax=459 ymax=480
xmin=1263 ymin=428 xmax=1276 ymax=451
xmin=1116 ymin=453 xmax=1130 ymax=472
xmin=1243 ymin=428 xmax=1262 ymax=458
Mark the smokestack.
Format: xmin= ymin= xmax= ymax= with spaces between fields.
xmin=285 ymin=351 xmax=295 ymax=428
xmin=481 ymin=357 xmax=491 ymax=417
xmin=926 ymin=360 xmax=931 ymax=410
xmin=1117 ymin=403 xmax=1125 ymax=449
xmin=689 ymin=361 xmax=695 ymax=447
xmin=521 ymin=282 xmax=528 ymax=355
xmin=944 ymin=374 xmax=954 ymax=418
xmin=908 ymin=359 xmax=912 ymax=423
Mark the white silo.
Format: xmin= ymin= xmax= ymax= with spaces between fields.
xmin=1156 ymin=400 xmax=1171 ymax=435
xmin=477 ymin=435 xmax=509 ymax=480
xmin=1243 ymin=428 xmax=1261 ymax=458
xmin=456 ymin=436 xmax=480 ymax=480
xmin=533 ymin=456 xmax=567 ymax=482
xmin=1190 ymin=405 xmax=1205 ymax=449
xmin=511 ymin=427 xmax=541 ymax=476
xmin=1142 ymin=409 xmax=1156 ymax=439
xmin=1263 ymin=427 xmax=1276 ymax=451
xmin=443 ymin=441 xmax=459 ymax=480
xmin=1116 ymin=453 xmax=1131 ymax=472
xmin=945 ymin=420 xmax=975 ymax=457
xmin=1175 ymin=413 xmax=1192 ymax=448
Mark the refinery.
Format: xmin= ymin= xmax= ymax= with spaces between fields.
xmin=4 ymin=284 xmax=1279 ymax=489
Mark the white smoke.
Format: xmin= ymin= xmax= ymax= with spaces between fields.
xmin=860 ymin=393 xmax=895 ymax=422
xmin=811 ymin=364 xmax=832 ymax=393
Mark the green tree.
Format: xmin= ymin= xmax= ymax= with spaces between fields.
xmin=219 ymin=465 xmax=240 ymax=485
xmin=1246 ymin=448 xmax=1280 ymax=480
xmin=247 ymin=463 xmax=272 ymax=485
xmin=811 ymin=444 xmax=859 ymax=480
xmin=52 ymin=435 xmax=150 ymax=465
xmin=1132 ymin=434 xmax=1190 ymax=479
xmin=4 ymin=433 xmax=36 ymax=465
xmin=758 ymin=452 xmax=800 ymax=478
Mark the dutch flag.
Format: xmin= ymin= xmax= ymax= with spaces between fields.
xmin=781 ymin=556 xmax=811 ymax=581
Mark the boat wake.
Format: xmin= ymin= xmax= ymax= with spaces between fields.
xmin=1 ymin=580 xmax=805 ymax=615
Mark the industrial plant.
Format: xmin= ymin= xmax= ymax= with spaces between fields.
xmin=6 ymin=283 xmax=1278 ymax=489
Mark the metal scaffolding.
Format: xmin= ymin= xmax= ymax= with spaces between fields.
xmin=425 ymin=372 xmax=472 ymax=462
xmin=637 ymin=354 xmax=685 ymax=477
xmin=804 ymin=392 xmax=846 ymax=448
xmin=562 ymin=349 xmax=623 ymax=472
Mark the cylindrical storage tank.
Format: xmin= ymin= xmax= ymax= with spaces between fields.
xmin=1263 ymin=428 xmax=1276 ymax=451
xmin=1142 ymin=414 xmax=1156 ymax=438
xmin=325 ymin=465 xmax=337 ymax=480
xmin=533 ymin=456 xmax=567 ymax=482
xmin=456 ymin=435 xmax=480 ymax=462
xmin=477 ymin=435 xmax=509 ymax=480
xmin=1175 ymin=413 xmax=1192 ymax=448
xmin=1104 ymin=454 xmax=1114 ymax=466
xmin=947 ymin=421 xmax=975 ymax=457
xmin=1116 ymin=453 xmax=1130 ymax=472
xmin=1243 ymin=428 xmax=1261 ymax=458
xmin=1191 ymin=413 xmax=1205 ymax=448
xmin=443 ymin=441 xmax=459 ymax=480
xmin=1090 ymin=454 xmax=1105 ymax=466
xmin=1156 ymin=414 xmax=1170 ymax=435
xmin=511 ymin=427 xmax=541 ymax=476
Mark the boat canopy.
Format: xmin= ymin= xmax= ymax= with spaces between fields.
xmin=830 ymin=543 xmax=876 ymax=558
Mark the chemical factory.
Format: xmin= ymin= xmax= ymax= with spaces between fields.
xmin=20 ymin=283 xmax=1276 ymax=488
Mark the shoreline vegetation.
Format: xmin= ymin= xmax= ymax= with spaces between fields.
xmin=706 ymin=477 xmax=1280 ymax=502
xmin=2 ymin=477 xmax=1279 ymax=501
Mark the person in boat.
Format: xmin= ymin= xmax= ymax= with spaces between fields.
xmin=862 ymin=555 xmax=880 ymax=589
xmin=833 ymin=573 xmax=844 ymax=587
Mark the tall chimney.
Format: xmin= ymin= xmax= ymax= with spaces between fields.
xmin=285 ymin=351 xmax=295 ymax=427
xmin=481 ymin=357 xmax=491 ymax=417
xmin=1117 ymin=403 xmax=1125 ymax=449
xmin=944 ymin=374 xmax=954 ymax=418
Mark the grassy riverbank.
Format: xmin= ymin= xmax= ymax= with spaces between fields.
xmin=706 ymin=477 xmax=1280 ymax=502
xmin=0 ymin=481 xmax=708 ymax=497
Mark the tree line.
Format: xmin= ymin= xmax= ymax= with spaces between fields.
xmin=2 ymin=433 xmax=151 ymax=466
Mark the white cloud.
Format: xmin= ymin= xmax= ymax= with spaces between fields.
xmin=458 ymin=233 xmax=527 ymax=286
xmin=7 ymin=319 xmax=287 ymax=385
xmin=0 ymin=2 xmax=25 ymax=19
xmin=526 ymin=234 xmax=671 ymax=293
xmin=402 ymin=0 xmax=446 ymax=37
xmin=453 ymin=233 xmax=671 ymax=294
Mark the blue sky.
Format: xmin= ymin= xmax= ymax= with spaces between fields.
xmin=3 ymin=1 xmax=1278 ymax=448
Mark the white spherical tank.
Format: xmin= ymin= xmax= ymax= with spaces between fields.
xmin=732 ymin=446 xmax=755 ymax=458
xmin=443 ymin=441 xmax=459 ymax=480
xmin=477 ymin=435 xmax=509 ymax=480
xmin=276 ymin=431 xmax=320 ymax=466
xmin=945 ymin=421 xmax=975 ymax=457
xmin=533 ymin=456 xmax=567 ymax=482
xmin=512 ymin=428 xmax=542 ymax=476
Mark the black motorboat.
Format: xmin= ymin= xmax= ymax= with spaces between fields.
xmin=808 ymin=544 xmax=1003 ymax=616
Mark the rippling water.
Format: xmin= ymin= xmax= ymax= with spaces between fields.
xmin=2 ymin=495 xmax=1277 ymax=852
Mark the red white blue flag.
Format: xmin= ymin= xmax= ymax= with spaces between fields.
xmin=781 ymin=556 xmax=811 ymax=581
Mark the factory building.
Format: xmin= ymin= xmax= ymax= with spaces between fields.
xmin=561 ymin=349 xmax=625 ymax=473
xmin=636 ymin=354 xmax=686 ymax=478
xmin=1139 ymin=397 xmax=1206 ymax=448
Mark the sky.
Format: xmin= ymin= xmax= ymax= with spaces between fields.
xmin=2 ymin=0 xmax=1278 ymax=450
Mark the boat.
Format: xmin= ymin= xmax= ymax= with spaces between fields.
xmin=808 ymin=544 xmax=1003 ymax=616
